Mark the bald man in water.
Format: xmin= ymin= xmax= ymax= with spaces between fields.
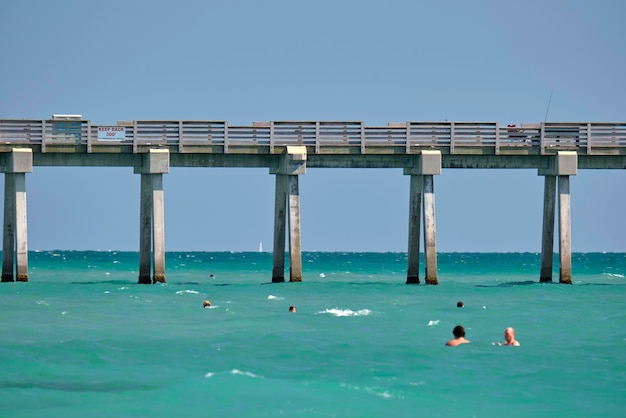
xmin=495 ymin=327 xmax=520 ymax=346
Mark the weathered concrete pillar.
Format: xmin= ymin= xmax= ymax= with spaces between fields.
xmin=539 ymin=151 xmax=576 ymax=284
xmin=270 ymin=146 xmax=306 ymax=282
xmin=404 ymin=151 xmax=441 ymax=285
xmin=558 ymin=175 xmax=572 ymax=284
xmin=288 ymin=174 xmax=302 ymax=282
xmin=138 ymin=174 xmax=152 ymax=284
xmin=406 ymin=174 xmax=423 ymax=284
xmin=2 ymin=149 xmax=32 ymax=282
xmin=539 ymin=175 xmax=556 ymax=282
xmin=135 ymin=149 xmax=169 ymax=284
xmin=423 ymin=175 xmax=438 ymax=285
xmin=2 ymin=173 xmax=16 ymax=282
xmin=151 ymin=173 xmax=166 ymax=283
xmin=271 ymin=174 xmax=287 ymax=282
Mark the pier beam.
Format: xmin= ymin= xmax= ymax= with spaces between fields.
xmin=404 ymin=151 xmax=441 ymax=285
xmin=539 ymin=151 xmax=577 ymax=284
xmin=135 ymin=149 xmax=169 ymax=284
xmin=2 ymin=149 xmax=32 ymax=282
xmin=270 ymin=146 xmax=306 ymax=282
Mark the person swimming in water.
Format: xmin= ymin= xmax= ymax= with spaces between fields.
xmin=446 ymin=325 xmax=470 ymax=346
xmin=494 ymin=327 xmax=520 ymax=346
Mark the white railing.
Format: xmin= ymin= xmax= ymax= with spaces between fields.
xmin=1 ymin=119 xmax=625 ymax=155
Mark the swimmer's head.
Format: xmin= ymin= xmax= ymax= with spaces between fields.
xmin=504 ymin=327 xmax=515 ymax=341
xmin=452 ymin=325 xmax=465 ymax=338
xmin=289 ymin=306 xmax=296 ymax=313
xmin=203 ymin=300 xmax=211 ymax=308
xmin=457 ymin=301 xmax=464 ymax=308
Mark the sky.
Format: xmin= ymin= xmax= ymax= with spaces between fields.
xmin=0 ymin=0 xmax=624 ymax=252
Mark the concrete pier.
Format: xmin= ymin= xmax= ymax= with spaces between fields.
xmin=404 ymin=151 xmax=441 ymax=284
xmin=135 ymin=150 xmax=169 ymax=284
xmin=539 ymin=151 xmax=577 ymax=284
xmin=406 ymin=174 xmax=423 ymax=284
xmin=271 ymin=146 xmax=306 ymax=282
xmin=287 ymin=175 xmax=303 ymax=282
xmin=558 ymin=175 xmax=573 ymax=284
xmin=271 ymin=174 xmax=287 ymax=282
xmin=1 ymin=118 xmax=623 ymax=284
xmin=423 ymin=175 xmax=438 ymax=285
xmin=1 ymin=149 xmax=32 ymax=282
xmin=539 ymin=175 xmax=556 ymax=282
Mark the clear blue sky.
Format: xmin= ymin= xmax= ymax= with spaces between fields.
xmin=0 ymin=0 xmax=624 ymax=252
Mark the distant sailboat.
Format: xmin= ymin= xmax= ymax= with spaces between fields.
xmin=259 ymin=242 xmax=263 ymax=252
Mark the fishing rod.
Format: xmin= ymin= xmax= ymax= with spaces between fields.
xmin=543 ymin=89 xmax=553 ymax=122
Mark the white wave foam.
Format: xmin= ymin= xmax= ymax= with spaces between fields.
xmin=204 ymin=372 xmax=214 ymax=378
xmin=319 ymin=273 xmax=326 ymax=278
xmin=427 ymin=320 xmax=440 ymax=326
xmin=318 ymin=308 xmax=371 ymax=317
xmin=35 ymin=300 xmax=49 ymax=306
xmin=231 ymin=369 xmax=263 ymax=379
xmin=604 ymin=273 xmax=625 ymax=279
xmin=175 ymin=290 xmax=200 ymax=295
xmin=267 ymin=295 xmax=284 ymax=300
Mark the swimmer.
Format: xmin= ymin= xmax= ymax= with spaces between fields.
xmin=203 ymin=300 xmax=211 ymax=308
xmin=457 ymin=301 xmax=464 ymax=308
xmin=494 ymin=327 xmax=520 ymax=346
xmin=289 ymin=306 xmax=297 ymax=313
xmin=446 ymin=325 xmax=470 ymax=346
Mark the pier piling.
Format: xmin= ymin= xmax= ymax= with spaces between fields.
xmin=404 ymin=151 xmax=441 ymax=285
xmin=135 ymin=150 xmax=169 ymax=284
xmin=271 ymin=146 xmax=306 ymax=282
xmin=539 ymin=151 xmax=577 ymax=284
xmin=1 ymin=149 xmax=32 ymax=282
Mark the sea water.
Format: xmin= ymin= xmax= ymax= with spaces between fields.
xmin=1 ymin=251 xmax=625 ymax=418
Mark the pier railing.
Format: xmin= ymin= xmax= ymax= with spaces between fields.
xmin=0 ymin=119 xmax=624 ymax=155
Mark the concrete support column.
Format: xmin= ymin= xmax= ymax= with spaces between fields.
xmin=2 ymin=174 xmax=16 ymax=282
xmin=406 ymin=175 xmax=423 ymax=284
xmin=151 ymin=174 xmax=166 ymax=283
xmin=272 ymin=174 xmax=287 ymax=282
xmin=288 ymin=175 xmax=302 ymax=282
xmin=404 ymin=150 xmax=441 ymax=285
xmin=135 ymin=149 xmax=169 ymax=284
xmin=558 ymin=175 xmax=572 ymax=284
xmin=539 ymin=175 xmax=556 ymax=282
xmin=270 ymin=146 xmax=306 ymax=283
xmin=423 ymin=175 xmax=438 ymax=285
xmin=14 ymin=173 xmax=28 ymax=281
xmin=138 ymin=174 xmax=152 ymax=284
xmin=2 ymin=149 xmax=32 ymax=283
xmin=538 ymin=151 xmax=576 ymax=284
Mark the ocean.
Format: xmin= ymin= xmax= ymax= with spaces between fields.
xmin=1 ymin=251 xmax=625 ymax=418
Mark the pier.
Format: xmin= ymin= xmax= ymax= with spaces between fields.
xmin=1 ymin=117 xmax=625 ymax=284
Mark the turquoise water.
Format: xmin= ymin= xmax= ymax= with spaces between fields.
xmin=1 ymin=251 xmax=625 ymax=418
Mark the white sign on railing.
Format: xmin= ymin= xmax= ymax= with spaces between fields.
xmin=97 ymin=126 xmax=126 ymax=140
